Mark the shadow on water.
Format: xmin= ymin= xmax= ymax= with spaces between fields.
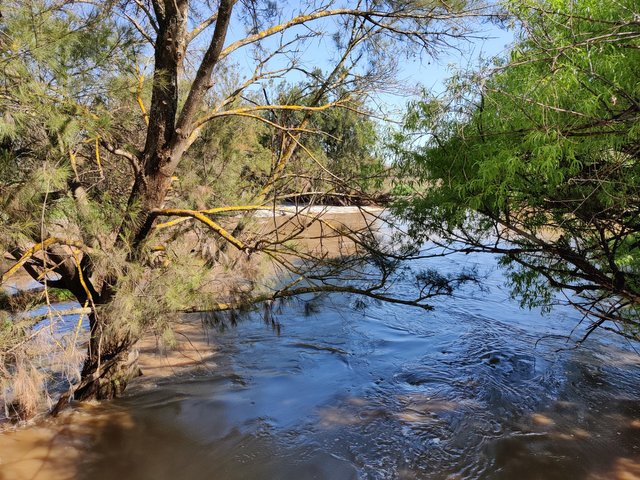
xmin=1 ymin=251 xmax=640 ymax=480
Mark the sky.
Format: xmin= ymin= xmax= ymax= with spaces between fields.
xmin=176 ymin=2 xmax=517 ymax=123
xmin=218 ymin=4 xmax=515 ymax=120
xmin=376 ymin=23 xmax=515 ymax=117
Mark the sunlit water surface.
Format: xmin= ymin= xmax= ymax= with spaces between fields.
xmin=1 ymin=251 xmax=639 ymax=480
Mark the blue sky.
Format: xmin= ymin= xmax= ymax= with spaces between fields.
xmin=180 ymin=3 xmax=516 ymax=121
xmin=377 ymin=23 xmax=515 ymax=116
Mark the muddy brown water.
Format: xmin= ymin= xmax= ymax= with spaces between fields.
xmin=1 ymin=249 xmax=640 ymax=479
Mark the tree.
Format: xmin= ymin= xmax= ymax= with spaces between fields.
xmin=262 ymin=80 xmax=386 ymax=204
xmin=394 ymin=0 xmax=640 ymax=342
xmin=0 ymin=0 xmax=486 ymax=416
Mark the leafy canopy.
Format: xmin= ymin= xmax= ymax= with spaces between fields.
xmin=394 ymin=0 xmax=640 ymax=340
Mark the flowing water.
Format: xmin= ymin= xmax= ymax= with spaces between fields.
xmin=1 ymin=251 xmax=640 ymax=479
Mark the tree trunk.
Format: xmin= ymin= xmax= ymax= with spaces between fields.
xmin=74 ymin=342 xmax=141 ymax=401
xmin=57 ymin=0 xmax=235 ymax=409
xmin=51 ymin=312 xmax=141 ymax=414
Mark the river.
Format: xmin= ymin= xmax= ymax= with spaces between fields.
xmin=1 ymin=249 xmax=639 ymax=479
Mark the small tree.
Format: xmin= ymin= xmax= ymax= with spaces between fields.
xmin=394 ymin=0 xmax=640 ymax=341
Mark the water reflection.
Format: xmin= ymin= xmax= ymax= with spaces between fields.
xmin=1 ymin=252 xmax=639 ymax=479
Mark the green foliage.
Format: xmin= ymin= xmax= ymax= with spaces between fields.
xmin=177 ymin=104 xmax=273 ymax=208
xmin=264 ymin=81 xmax=386 ymax=199
xmin=98 ymin=243 xmax=215 ymax=342
xmin=395 ymin=0 xmax=640 ymax=337
xmin=0 ymin=0 xmax=143 ymax=251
